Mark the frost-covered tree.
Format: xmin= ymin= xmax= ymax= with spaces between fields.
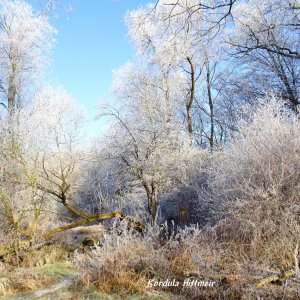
xmin=101 ymin=109 xmax=193 ymax=225
xmin=126 ymin=1 xmax=232 ymax=149
xmin=0 ymin=0 xmax=56 ymax=119
xmin=111 ymin=60 xmax=184 ymax=130
xmin=145 ymin=0 xmax=300 ymax=116
xmin=126 ymin=0 xmax=205 ymax=143
xmin=98 ymin=62 xmax=195 ymax=225
xmin=152 ymin=0 xmax=237 ymax=36
xmin=0 ymin=86 xmax=85 ymax=237
xmin=18 ymin=86 xmax=99 ymax=235
xmin=228 ymin=0 xmax=300 ymax=60
xmin=225 ymin=0 xmax=300 ymax=112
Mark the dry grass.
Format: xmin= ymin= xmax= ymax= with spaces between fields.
xmin=0 ymin=266 xmax=56 ymax=296
xmin=0 ymin=261 xmax=75 ymax=297
xmin=73 ymin=224 xmax=204 ymax=296
xmin=73 ymin=223 xmax=300 ymax=299
xmin=2 ymin=243 xmax=67 ymax=268
xmin=0 ymin=242 xmax=72 ymax=296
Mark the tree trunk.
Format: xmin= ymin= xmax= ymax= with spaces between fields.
xmin=186 ymin=57 xmax=196 ymax=145
xmin=205 ymin=59 xmax=214 ymax=151
xmin=269 ymin=52 xmax=299 ymax=113
xmin=7 ymin=56 xmax=17 ymax=123
xmin=144 ymin=183 xmax=159 ymax=226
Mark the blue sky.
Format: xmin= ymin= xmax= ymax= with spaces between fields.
xmin=42 ymin=0 xmax=149 ymax=137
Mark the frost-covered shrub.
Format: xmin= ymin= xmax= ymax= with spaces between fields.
xmin=211 ymin=99 xmax=300 ymax=267
xmin=73 ymin=222 xmax=216 ymax=295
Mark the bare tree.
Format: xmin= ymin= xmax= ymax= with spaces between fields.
xmin=225 ymin=0 xmax=300 ymax=112
xmin=126 ymin=1 xmax=205 ymax=143
xmin=0 ymin=86 xmax=144 ymax=241
xmin=99 ymin=63 xmax=195 ymax=224
xmin=100 ymin=108 xmax=193 ymax=225
xmin=151 ymin=0 xmax=237 ymax=36
xmin=0 ymin=0 xmax=56 ymax=120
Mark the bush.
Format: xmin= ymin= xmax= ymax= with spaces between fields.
xmin=211 ymin=99 xmax=300 ymax=269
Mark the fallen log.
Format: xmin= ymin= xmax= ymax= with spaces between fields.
xmin=41 ymin=210 xmax=145 ymax=238
xmin=0 ymin=210 xmax=145 ymax=258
